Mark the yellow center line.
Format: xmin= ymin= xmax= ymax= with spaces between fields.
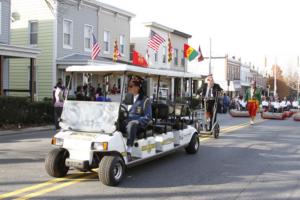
xmin=0 ymin=173 xmax=84 ymax=199
xmin=199 ymin=119 xmax=266 ymax=142
xmin=14 ymin=173 xmax=97 ymax=200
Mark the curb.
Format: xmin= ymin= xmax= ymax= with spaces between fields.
xmin=0 ymin=125 xmax=55 ymax=137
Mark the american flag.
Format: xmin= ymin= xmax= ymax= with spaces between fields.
xmin=91 ymin=34 xmax=100 ymax=60
xmin=147 ymin=30 xmax=165 ymax=52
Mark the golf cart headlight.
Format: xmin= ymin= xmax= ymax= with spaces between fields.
xmin=92 ymin=142 xmax=108 ymax=151
xmin=51 ymin=137 xmax=64 ymax=146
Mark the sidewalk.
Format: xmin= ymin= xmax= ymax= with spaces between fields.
xmin=0 ymin=125 xmax=55 ymax=136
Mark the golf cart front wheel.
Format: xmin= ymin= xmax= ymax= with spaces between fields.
xmin=98 ymin=155 xmax=125 ymax=186
xmin=45 ymin=148 xmax=69 ymax=177
xmin=213 ymin=123 xmax=220 ymax=139
xmin=185 ymin=133 xmax=200 ymax=154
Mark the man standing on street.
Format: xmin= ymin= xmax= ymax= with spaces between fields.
xmin=244 ymin=80 xmax=262 ymax=125
xmin=197 ymin=74 xmax=223 ymax=131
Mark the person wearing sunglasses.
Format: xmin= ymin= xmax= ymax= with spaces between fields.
xmin=124 ymin=76 xmax=152 ymax=161
xmin=197 ymin=74 xmax=223 ymax=131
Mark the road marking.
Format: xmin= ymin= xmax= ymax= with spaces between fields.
xmin=14 ymin=173 xmax=97 ymax=200
xmin=1 ymin=120 xmax=267 ymax=199
xmin=0 ymin=173 xmax=83 ymax=199
xmin=199 ymin=119 xmax=266 ymax=142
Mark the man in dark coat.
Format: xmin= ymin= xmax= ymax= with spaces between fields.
xmin=197 ymin=74 xmax=223 ymax=131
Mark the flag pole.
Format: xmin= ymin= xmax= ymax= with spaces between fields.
xmin=209 ymin=37 xmax=212 ymax=74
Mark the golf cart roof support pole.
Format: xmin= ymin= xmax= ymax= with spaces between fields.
xmin=65 ymin=72 xmax=73 ymax=101
xmin=104 ymin=75 xmax=109 ymax=99
xmin=155 ymin=75 xmax=161 ymax=124
xmin=120 ymin=71 xmax=127 ymax=102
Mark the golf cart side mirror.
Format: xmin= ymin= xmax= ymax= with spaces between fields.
xmin=123 ymin=93 xmax=134 ymax=105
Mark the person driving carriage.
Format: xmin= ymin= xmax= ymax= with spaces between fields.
xmin=196 ymin=74 xmax=223 ymax=131
xmin=123 ymin=76 xmax=152 ymax=161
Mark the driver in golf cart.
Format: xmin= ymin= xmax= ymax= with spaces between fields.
xmin=123 ymin=76 xmax=152 ymax=161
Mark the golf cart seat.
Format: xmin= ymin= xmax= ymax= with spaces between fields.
xmin=137 ymin=120 xmax=154 ymax=139
xmin=151 ymin=102 xmax=173 ymax=134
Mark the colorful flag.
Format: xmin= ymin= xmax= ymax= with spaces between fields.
xmin=184 ymin=44 xmax=199 ymax=62
xmin=113 ymin=40 xmax=121 ymax=62
xmin=198 ymin=45 xmax=204 ymax=62
xmin=168 ymin=35 xmax=173 ymax=63
xmin=132 ymin=51 xmax=148 ymax=67
xmin=91 ymin=34 xmax=100 ymax=60
xmin=147 ymin=30 xmax=165 ymax=52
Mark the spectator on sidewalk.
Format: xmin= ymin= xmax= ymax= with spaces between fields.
xmin=53 ymin=79 xmax=65 ymax=130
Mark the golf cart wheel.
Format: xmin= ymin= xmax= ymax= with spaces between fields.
xmin=213 ymin=123 xmax=220 ymax=139
xmin=185 ymin=133 xmax=200 ymax=154
xmin=45 ymin=148 xmax=69 ymax=177
xmin=98 ymin=156 xmax=125 ymax=186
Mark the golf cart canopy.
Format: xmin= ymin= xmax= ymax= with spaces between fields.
xmin=66 ymin=63 xmax=201 ymax=78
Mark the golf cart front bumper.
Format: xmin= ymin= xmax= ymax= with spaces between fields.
xmin=65 ymin=158 xmax=89 ymax=170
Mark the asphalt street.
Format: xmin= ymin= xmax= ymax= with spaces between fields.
xmin=0 ymin=114 xmax=300 ymax=200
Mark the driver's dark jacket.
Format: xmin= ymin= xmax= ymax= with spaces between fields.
xmin=128 ymin=94 xmax=152 ymax=127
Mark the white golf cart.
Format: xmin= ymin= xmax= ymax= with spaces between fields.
xmin=45 ymin=63 xmax=200 ymax=186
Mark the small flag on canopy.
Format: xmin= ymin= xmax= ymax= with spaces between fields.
xmin=184 ymin=44 xmax=199 ymax=62
xmin=147 ymin=30 xmax=165 ymax=52
xmin=198 ymin=45 xmax=204 ymax=62
xmin=168 ymin=35 xmax=173 ymax=63
xmin=132 ymin=50 xmax=148 ymax=67
xmin=113 ymin=40 xmax=121 ymax=62
xmin=91 ymin=34 xmax=100 ymax=60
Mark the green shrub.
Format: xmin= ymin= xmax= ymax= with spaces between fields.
xmin=0 ymin=96 xmax=54 ymax=126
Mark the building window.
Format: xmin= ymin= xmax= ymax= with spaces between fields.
xmin=84 ymin=25 xmax=93 ymax=51
xmin=29 ymin=21 xmax=38 ymax=45
xmin=104 ymin=31 xmax=110 ymax=53
xmin=120 ymin=35 xmax=125 ymax=55
xmin=155 ymin=52 xmax=158 ymax=62
xmin=181 ymin=50 xmax=185 ymax=66
xmin=174 ymin=48 xmax=178 ymax=66
xmin=63 ymin=19 xmax=73 ymax=48
xmin=162 ymin=46 xmax=166 ymax=63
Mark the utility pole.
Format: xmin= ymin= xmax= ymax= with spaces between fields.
xmin=297 ymin=56 xmax=299 ymax=100
xmin=274 ymin=57 xmax=277 ymax=97
xmin=209 ymin=37 xmax=212 ymax=75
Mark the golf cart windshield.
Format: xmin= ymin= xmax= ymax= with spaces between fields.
xmin=60 ymin=101 xmax=120 ymax=133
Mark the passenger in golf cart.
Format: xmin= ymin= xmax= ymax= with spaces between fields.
xmin=119 ymin=76 xmax=152 ymax=161
xmin=196 ymin=74 xmax=223 ymax=131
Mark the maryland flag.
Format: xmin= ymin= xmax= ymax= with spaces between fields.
xmin=168 ymin=35 xmax=173 ymax=63
xmin=184 ymin=44 xmax=198 ymax=61
xmin=132 ymin=50 xmax=148 ymax=67
xmin=113 ymin=40 xmax=121 ymax=62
